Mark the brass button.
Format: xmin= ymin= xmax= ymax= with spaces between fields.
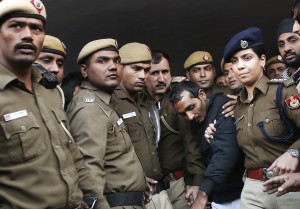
xmin=20 ymin=125 xmax=26 ymax=131
xmin=265 ymin=118 xmax=270 ymax=123
xmin=248 ymin=123 xmax=251 ymax=127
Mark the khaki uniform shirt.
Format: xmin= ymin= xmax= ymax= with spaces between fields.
xmin=140 ymin=89 xmax=205 ymax=185
xmin=67 ymin=81 xmax=146 ymax=209
xmin=0 ymin=65 xmax=98 ymax=209
xmin=112 ymin=87 xmax=162 ymax=180
xmin=235 ymin=75 xmax=300 ymax=169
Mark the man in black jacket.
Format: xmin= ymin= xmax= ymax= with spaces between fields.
xmin=169 ymin=81 xmax=244 ymax=209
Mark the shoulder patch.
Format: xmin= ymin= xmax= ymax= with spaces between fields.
xmin=285 ymin=94 xmax=300 ymax=109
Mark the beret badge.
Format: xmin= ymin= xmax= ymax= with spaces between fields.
xmin=30 ymin=0 xmax=44 ymax=13
xmin=203 ymin=54 xmax=209 ymax=61
xmin=277 ymin=55 xmax=283 ymax=61
xmin=240 ymin=40 xmax=248 ymax=49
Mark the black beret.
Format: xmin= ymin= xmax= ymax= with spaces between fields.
xmin=223 ymin=27 xmax=263 ymax=62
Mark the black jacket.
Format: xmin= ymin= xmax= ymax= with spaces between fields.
xmin=193 ymin=93 xmax=245 ymax=204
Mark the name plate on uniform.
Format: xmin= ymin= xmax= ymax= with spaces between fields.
xmin=117 ymin=118 xmax=123 ymax=126
xmin=4 ymin=110 xmax=28 ymax=122
xmin=122 ymin=112 xmax=136 ymax=119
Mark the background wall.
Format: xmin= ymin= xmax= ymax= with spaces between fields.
xmin=43 ymin=0 xmax=292 ymax=76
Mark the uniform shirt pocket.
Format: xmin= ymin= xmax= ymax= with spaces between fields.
xmin=0 ymin=112 xmax=45 ymax=164
xmin=257 ymin=108 xmax=288 ymax=137
xmin=108 ymin=122 xmax=132 ymax=152
xmin=123 ymin=116 xmax=143 ymax=143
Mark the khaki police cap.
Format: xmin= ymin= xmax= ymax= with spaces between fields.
xmin=220 ymin=58 xmax=232 ymax=72
xmin=42 ymin=35 xmax=66 ymax=57
xmin=184 ymin=51 xmax=213 ymax=70
xmin=119 ymin=42 xmax=152 ymax=64
xmin=266 ymin=55 xmax=285 ymax=68
xmin=0 ymin=0 xmax=46 ymax=23
xmin=77 ymin=38 xmax=118 ymax=64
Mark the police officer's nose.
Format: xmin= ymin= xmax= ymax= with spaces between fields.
xmin=49 ymin=64 xmax=59 ymax=74
xmin=200 ymin=69 xmax=205 ymax=77
xmin=157 ymin=72 xmax=164 ymax=81
xmin=108 ymin=60 xmax=117 ymax=71
xmin=21 ymin=26 xmax=34 ymax=41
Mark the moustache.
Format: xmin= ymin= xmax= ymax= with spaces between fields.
xmin=155 ymin=83 xmax=166 ymax=88
xmin=284 ymin=51 xmax=296 ymax=59
xmin=15 ymin=42 xmax=37 ymax=52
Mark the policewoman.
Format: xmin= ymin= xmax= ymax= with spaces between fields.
xmin=223 ymin=27 xmax=300 ymax=208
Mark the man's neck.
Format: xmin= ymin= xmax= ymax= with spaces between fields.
xmin=120 ymin=83 xmax=138 ymax=102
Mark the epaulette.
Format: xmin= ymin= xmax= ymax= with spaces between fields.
xmin=268 ymin=78 xmax=294 ymax=87
xmin=268 ymin=78 xmax=286 ymax=84
xmin=171 ymin=76 xmax=187 ymax=83
xmin=283 ymin=78 xmax=295 ymax=87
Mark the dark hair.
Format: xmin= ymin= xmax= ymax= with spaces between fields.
xmin=169 ymin=81 xmax=199 ymax=104
xmin=151 ymin=50 xmax=170 ymax=64
xmin=61 ymin=71 xmax=83 ymax=110
xmin=292 ymin=0 xmax=300 ymax=23
xmin=251 ymin=45 xmax=266 ymax=58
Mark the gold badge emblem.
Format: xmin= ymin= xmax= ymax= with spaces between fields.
xmin=277 ymin=55 xmax=283 ymax=61
xmin=240 ymin=40 xmax=248 ymax=49
xmin=30 ymin=0 xmax=44 ymax=14
xmin=203 ymin=54 xmax=209 ymax=61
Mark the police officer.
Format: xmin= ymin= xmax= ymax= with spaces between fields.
xmin=67 ymin=39 xmax=146 ymax=209
xmin=276 ymin=18 xmax=300 ymax=80
xmin=35 ymin=35 xmax=66 ymax=84
xmin=184 ymin=51 xmax=230 ymax=95
xmin=140 ymin=50 xmax=205 ymax=209
xmin=264 ymin=55 xmax=286 ymax=80
xmin=111 ymin=42 xmax=172 ymax=208
xmin=0 ymin=0 xmax=100 ymax=208
xmin=220 ymin=58 xmax=243 ymax=95
xmin=224 ymin=27 xmax=300 ymax=209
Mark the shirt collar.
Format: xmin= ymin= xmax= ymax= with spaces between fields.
xmin=239 ymin=75 xmax=269 ymax=103
xmin=0 ymin=64 xmax=43 ymax=90
xmin=80 ymin=79 xmax=111 ymax=105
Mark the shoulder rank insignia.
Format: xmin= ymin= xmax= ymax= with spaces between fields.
xmin=283 ymin=78 xmax=294 ymax=87
xmin=268 ymin=78 xmax=286 ymax=84
xmin=285 ymin=94 xmax=300 ymax=109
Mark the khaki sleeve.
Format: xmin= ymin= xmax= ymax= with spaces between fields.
xmin=282 ymin=86 xmax=300 ymax=150
xmin=67 ymin=101 xmax=111 ymax=209
xmin=179 ymin=115 xmax=205 ymax=185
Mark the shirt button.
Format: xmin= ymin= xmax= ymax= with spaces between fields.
xmin=248 ymin=123 xmax=251 ymax=127
xmin=249 ymin=104 xmax=254 ymax=107
xmin=20 ymin=125 xmax=26 ymax=131
xmin=265 ymin=118 xmax=270 ymax=123
xmin=153 ymin=169 xmax=157 ymax=172
xmin=152 ymin=152 xmax=155 ymax=155
xmin=55 ymin=145 xmax=60 ymax=149
xmin=61 ymin=170 xmax=66 ymax=175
